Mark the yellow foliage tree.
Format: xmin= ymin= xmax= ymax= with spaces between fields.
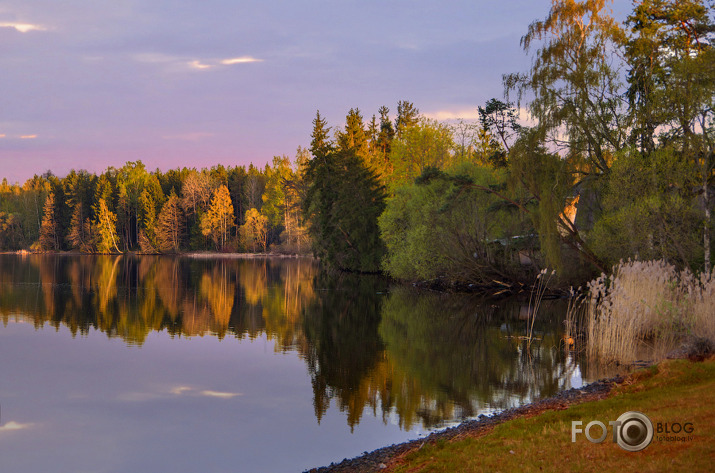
xmin=201 ymin=185 xmax=235 ymax=250
xmin=239 ymin=207 xmax=268 ymax=252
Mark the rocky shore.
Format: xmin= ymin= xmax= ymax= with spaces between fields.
xmin=304 ymin=375 xmax=622 ymax=473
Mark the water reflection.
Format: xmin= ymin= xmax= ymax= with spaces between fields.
xmin=0 ymin=254 xmax=583 ymax=432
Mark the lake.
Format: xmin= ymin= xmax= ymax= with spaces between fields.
xmin=0 ymin=254 xmax=595 ymax=472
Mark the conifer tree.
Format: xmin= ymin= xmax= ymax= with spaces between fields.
xmin=394 ymin=101 xmax=419 ymax=139
xmin=39 ymin=192 xmax=59 ymax=251
xmin=309 ymin=110 xmax=333 ymax=159
xmin=303 ymin=148 xmax=386 ymax=272
xmin=336 ymin=108 xmax=369 ymax=161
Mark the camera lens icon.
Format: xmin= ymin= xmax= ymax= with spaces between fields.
xmin=615 ymin=411 xmax=653 ymax=451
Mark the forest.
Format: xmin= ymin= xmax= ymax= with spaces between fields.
xmin=1 ymin=0 xmax=713 ymax=287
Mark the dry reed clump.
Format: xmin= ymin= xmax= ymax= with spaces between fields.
xmin=585 ymin=259 xmax=715 ymax=364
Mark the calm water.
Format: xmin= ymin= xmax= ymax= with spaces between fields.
xmin=0 ymin=254 xmax=594 ymax=472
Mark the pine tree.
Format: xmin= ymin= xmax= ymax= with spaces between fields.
xmin=38 ymin=192 xmax=59 ymax=251
xmin=138 ymin=189 xmax=158 ymax=253
xmin=336 ymin=108 xmax=369 ymax=163
xmin=302 ymin=148 xmax=386 ymax=272
xmin=310 ymin=110 xmax=333 ymax=159
xmin=67 ymin=205 xmax=89 ymax=251
xmin=395 ymin=100 xmax=419 ymax=139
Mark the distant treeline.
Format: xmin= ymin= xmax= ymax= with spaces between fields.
xmin=1 ymin=0 xmax=713 ymax=285
xmin=0 ymin=155 xmax=309 ymax=255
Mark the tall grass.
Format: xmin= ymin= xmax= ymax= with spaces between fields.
xmin=585 ymin=259 xmax=715 ymax=364
xmin=526 ymin=268 xmax=555 ymax=350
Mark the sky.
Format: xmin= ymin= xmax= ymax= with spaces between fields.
xmin=0 ymin=0 xmax=632 ymax=184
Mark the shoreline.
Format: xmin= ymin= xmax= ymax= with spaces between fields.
xmin=1 ymin=249 xmax=315 ymax=259
xmin=305 ymin=374 xmax=622 ymax=473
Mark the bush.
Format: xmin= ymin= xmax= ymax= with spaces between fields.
xmin=378 ymin=163 xmax=533 ymax=284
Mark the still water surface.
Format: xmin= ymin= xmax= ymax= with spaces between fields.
xmin=0 ymin=254 xmax=594 ymax=472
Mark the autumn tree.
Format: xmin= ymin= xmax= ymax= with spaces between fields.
xmin=38 ymin=192 xmax=60 ymax=251
xmin=181 ymin=170 xmax=215 ymax=216
xmin=94 ymin=198 xmax=120 ymax=253
xmin=201 ymin=185 xmax=236 ymax=250
xmin=156 ymin=192 xmax=185 ymax=253
xmin=240 ymin=208 xmax=268 ymax=252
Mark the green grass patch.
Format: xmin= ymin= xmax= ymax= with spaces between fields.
xmin=391 ymin=359 xmax=715 ymax=473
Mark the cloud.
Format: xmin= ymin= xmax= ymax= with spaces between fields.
xmin=199 ymin=390 xmax=242 ymax=399
xmin=0 ymin=134 xmax=5 ymax=138
xmin=189 ymin=60 xmax=213 ymax=70
xmin=131 ymin=52 xmax=263 ymax=72
xmin=190 ymin=56 xmax=264 ymax=70
xmin=0 ymin=22 xmax=46 ymax=33
xmin=170 ymin=386 xmax=192 ymax=395
xmin=20 ymin=134 xmax=37 ymax=139
xmin=221 ymin=56 xmax=263 ymax=65
xmin=423 ymin=109 xmax=480 ymax=121
xmin=119 ymin=385 xmax=242 ymax=401
xmin=0 ymin=421 xmax=34 ymax=432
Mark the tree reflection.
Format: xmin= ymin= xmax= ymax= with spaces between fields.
xmin=0 ymin=254 xmax=582 ymax=432
xmin=301 ymin=284 xmax=579 ymax=431
xmin=300 ymin=270 xmax=388 ymax=429
xmin=376 ymin=287 xmax=577 ymax=428
xmin=0 ymin=254 xmax=319 ymax=346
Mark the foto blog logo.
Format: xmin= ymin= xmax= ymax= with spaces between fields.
xmin=571 ymin=411 xmax=654 ymax=452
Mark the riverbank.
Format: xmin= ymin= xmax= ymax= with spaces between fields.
xmin=307 ymin=357 xmax=715 ymax=472
xmin=2 ymin=249 xmax=314 ymax=259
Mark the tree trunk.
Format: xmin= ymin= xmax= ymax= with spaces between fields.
xmin=705 ymin=177 xmax=711 ymax=274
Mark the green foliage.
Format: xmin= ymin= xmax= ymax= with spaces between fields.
xmin=395 ymin=100 xmax=419 ymax=138
xmin=309 ymin=110 xmax=333 ymax=159
xmin=303 ymin=149 xmax=386 ymax=272
xmin=336 ymin=108 xmax=369 ymax=160
xmin=379 ymin=163 xmax=527 ymax=283
xmin=478 ymin=99 xmax=521 ymax=151
xmin=591 ymin=148 xmax=703 ymax=267
xmin=389 ymin=119 xmax=454 ymax=189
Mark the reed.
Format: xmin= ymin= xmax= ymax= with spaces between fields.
xmin=526 ymin=268 xmax=555 ymax=350
xmin=585 ymin=259 xmax=715 ymax=364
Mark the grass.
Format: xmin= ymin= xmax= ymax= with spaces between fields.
xmin=585 ymin=260 xmax=715 ymax=364
xmin=387 ymin=358 xmax=715 ymax=473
